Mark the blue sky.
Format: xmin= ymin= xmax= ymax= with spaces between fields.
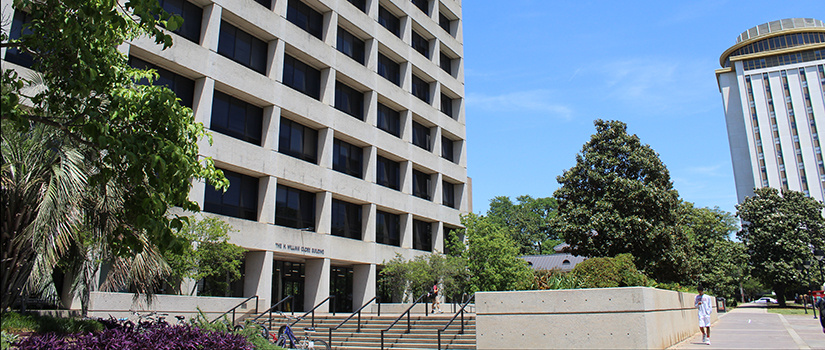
xmin=462 ymin=1 xmax=825 ymax=216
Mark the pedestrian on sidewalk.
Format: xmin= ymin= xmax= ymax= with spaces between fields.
xmin=429 ymin=283 xmax=442 ymax=313
xmin=695 ymin=285 xmax=713 ymax=345
xmin=816 ymin=295 xmax=825 ymax=333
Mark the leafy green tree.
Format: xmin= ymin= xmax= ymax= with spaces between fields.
xmin=571 ymin=253 xmax=653 ymax=288
xmin=461 ymin=214 xmax=533 ymax=292
xmin=736 ymin=187 xmax=825 ymax=306
xmin=487 ymin=195 xmax=559 ymax=255
xmin=677 ymin=202 xmax=746 ymax=302
xmin=1 ymin=0 xmax=226 ymax=309
xmin=163 ymin=217 xmax=245 ymax=296
xmin=553 ymin=119 xmax=686 ymax=282
xmin=378 ymin=253 xmax=468 ymax=303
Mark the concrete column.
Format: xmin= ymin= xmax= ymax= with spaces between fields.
xmin=401 ymin=110 xmax=413 ymax=143
xmin=400 ymin=61 xmax=412 ymax=92
xmin=364 ymin=146 xmax=377 ymax=183
xmin=429 ymin=37 xmax=439 ymax=63
xmin=323 ymin=10 xmax=337 ymax=47
xmin=181 ymin=278 xmax=198 ymax=296
xmin=244 ymin=251 xmax=274 ymax=306
xmin=316 ymin=191 xmax=332 ymax=234
xmin=201 ymin=3 xmax=222 ymax=51
xmin=318 ymin=127 xmax=334 ymax=169
xmin=304 ymin=258 xmax=331 ymax=312
xmin=433 ymin=126 xmax=442 ymax=158
xmin=353 ymin=264 xmax=376 ymax=309
xmin=432 ymin=81 xmax=442 ymax=111
xmin=400 ymin=213 xmax=413 ymax=249
xmin=400 ymin=160 xmax=413 ymax=195
xmin=260 ymin=176 xmax=278 ymax=224
xmin=363 ymin=203 xmax=376 ymax=242
xmin=365 ymin=90 xmax=378 ymax=127
xmin=272 ymin=39 xmax=286 ymax=82
xmin=321 ymin=68 xmax=336 ymax=106
xmin=365 ymin=38 xmax=378 ymax=73
xmin=433 ymin=172 xmax=443 ymax=206
xmin=427 ymin=0 xmax=438 ymax=21
xmin=262 ymin=106 xmax=281 ymax=151
xmin=193 ymin=77 xmax=215 ymax=126
xmin=457 ymin=138 xmax=467 ymax=168
xmin=274 ymin=0 xmax=288 ymax=17
xmin=400 ymin=14 xmax=411 ymax=45
xmin=189 ymin=179 xmax=207 ymax=210
xmin=366 ymin=0 xmax=378 ymax=19
xmin=434 ymin=221 xmax=444 ymax=253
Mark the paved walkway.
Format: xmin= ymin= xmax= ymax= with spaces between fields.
xmin=669 ymin=302 xmax=825 ymax=349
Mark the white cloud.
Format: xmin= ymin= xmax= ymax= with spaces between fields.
xmin=465 ymin=89 xmax=574 ymax=120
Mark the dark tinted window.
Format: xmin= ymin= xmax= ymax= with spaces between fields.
xmin=287 ymin=0 xmax=323 ymax=39
xmin=332 ymin=199 xmax=362 ymax=239
xmin=376 ymin=211 xmax=400 ymax=246
xmin=204 ymin=169 xmax=258 ymax=220
xmin=412 ymin=121 xmax=431 ymax=151
xmin=333 ymin=138 xmax=363 ymax=179
xmin=439 ymin=12 xmax=452 ymax=35
xmin=412 ymin=169 xmax=431 ymax=200
xmin=377 ymin=156 xmax=400 ymax=190
xmin=440 ymin=93 xmax=454 ymax=118
xmin=279 ymin=118 xmax=318 ymax=163
xmin=6 ymin=10 xmax=34 ymax=68
xmin=411 ymin=75 xmax=430 ymax=103
xmin=442 ymin=181 xmax=456 ymax=208
xmin=275 ymin=184 xmax=316 ymax=230
xmin=337 ymin=27 xmax=365 ymax=64
xmin=378 ymin=6 xmax=400 ymax=38
xmin=218 ymin=21 xmax=267 ymax=74
xmin=439 ymin=52 xmax=452 ymax=75
xmin=413 ymin=219 xmax=432 ymax=251
xmin=254 ymin=0 xmax=272 ymax=9
xmin=378 ymin=53 xmax=401 ymax=86
xmin=211 ymin=90 xmax=263 ymax=145
xmin=334 ymin=81 xmax=364 ymax=120
xmin=283 ymin=54 xmax=321 ymax=99
xmin=160 ymin=0 xmax=202 ymax=44
xmin=346 ymin=0 xmax=366 ymax=12
xmin=411 ymin=0 xmax=429 ymax=15
xmin=441 ymin=136 xmax=455 ymax=162
xmin=377 ymin=103 xmax=401 ymax=137
xmin=411 ymin=31 xmax=430 ymax=59
xmin=129 ymin=56 xmax=195 ymax=108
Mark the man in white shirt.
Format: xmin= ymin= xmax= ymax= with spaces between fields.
xmin=695 ymin=285 xmax=713 ymax=345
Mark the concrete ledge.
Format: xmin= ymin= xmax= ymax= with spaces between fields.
xmin=476 ymin=287 xmax=716 ymax=349
xmin=84 ymin=292 xmax=261 ymax=323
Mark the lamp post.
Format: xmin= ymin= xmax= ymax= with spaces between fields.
xmin=798 ymin=263 xmax=811 ymax=315
xmin=804 ymin=260 xmax=817 ymax=319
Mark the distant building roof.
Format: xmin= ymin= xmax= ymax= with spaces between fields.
xmin=520 ymin=254 xmax=588 ymax=272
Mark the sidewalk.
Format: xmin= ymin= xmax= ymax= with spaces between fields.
xmin=669 ymin=302 xmax=825 ymax=349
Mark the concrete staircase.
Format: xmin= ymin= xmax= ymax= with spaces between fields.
xmin=254 ymin=313 xmax=476 ymax=350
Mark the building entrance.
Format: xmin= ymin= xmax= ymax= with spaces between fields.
xmin=273 ymin=260 xmax=304 ymax=312
xmin=330 ymin=266 xmax=353 ymax=313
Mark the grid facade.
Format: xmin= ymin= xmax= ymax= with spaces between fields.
xmin=717 ymin=18 xmax=825 ymax=205
xmin=1 ymin=0 xmax=468 ymax=311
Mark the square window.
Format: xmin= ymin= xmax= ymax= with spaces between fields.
xmin=283 ymin=54 xmax=321 ymax=99
xmin=279 ymin=118 xmax=318 ymax=163
xmin=376 ymin=210 xmax=400 ymax=246
xmin=333 ymin=138 xmax=363 ymax=178
xmin=334 ymin=81 xmax=365 ymax=120
xmin=211 ymin=90 xmax=263 ymax=145
xmin=287 ymin=0 xmax=323 ymax=39
xmin=411 ymin=30 xmax=430 ymax=59
xmin=378 ymin=6 xmax=401 ymax=38
xmin=337 ymin=27 xmax=365 ymax=64
xmin=441 ymin=136 xmax=455 ymax=162
xmin=377 ymin=156 xmax=400 ymax=190
xmin=377 ymin=103 xmax=401 ymax=137
xmin=275 ymin=184 xmax=316 ymax=230
xmin=332 ymin=199 xmax=362 ymax=240
xmin=412 ymin=169 xmax=431 ymax=200
xmin=378 ymin=53 xmax=401 ymax=86
xmin=204 ymin=169 xmax=259 ymax=220
xmin=411 ymin=75 xmax=431 ymax=103
xmin=412 ymin=121 xmax=431 ymax=151
xmin=412 ymin=219 xmax=432 ymax=251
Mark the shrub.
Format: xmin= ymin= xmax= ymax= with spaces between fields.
xmin=572 ymin=253 xmax=653 ymax=288
xmin=0 ymin=312 xmax=103 ymax=334
xmin=532 ymin=269 xmax=581 ymax=290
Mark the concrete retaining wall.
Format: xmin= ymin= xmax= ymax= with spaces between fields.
xmin=476 ymin=287 xmax=716 ymax=349
xmin=84 ymin=292 xmax=260 ymax=323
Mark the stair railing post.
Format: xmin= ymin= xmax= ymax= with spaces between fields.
xmin=380 ymin=330 xmax=385 ymax=349
xmin=357 ymin=310 xmax=361 ymax=332
xmin=311 ymin=309 xmax=315 ymax=328
xmin=377 ymin=296 xmax=381 ymax=316
xmin=328 ymin=328 xmax=332 ymax=347
xmin=437 ymin=329 xmax=442 ymax=350
xmin=406 ymin=310 xmax=411 ymax=333
xmin=460 ymin=308 xmax=465 ymax=334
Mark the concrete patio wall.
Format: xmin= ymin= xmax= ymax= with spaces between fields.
xmin=476 ymin=287 xmax=716 ymax=349
xmin=81 ymin=292 xmax=260 ymax=323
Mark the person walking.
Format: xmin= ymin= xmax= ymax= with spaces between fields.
xmin=816 ymin=295 xmax=825 ymax=333
xmin=695 ymin=286 xmax=713 ymax=345
xmin=430 ymin=283 xmax=442 ymax=313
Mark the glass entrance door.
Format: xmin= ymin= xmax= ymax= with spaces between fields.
xmin=273 ymin=261 xmax=305 ymax=312
xmin=330 ymin=266 xmax=353 ymax=313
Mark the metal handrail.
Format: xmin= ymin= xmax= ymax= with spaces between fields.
xmin=380 ymin=292 xmax=429 ymax=349
xmin=328 ymin=296 xmax=381 ymax=345
xmin=210 ymin=295 xmax=259 ymax=326
xmin=250 ymin=295 xmax=295 ymax=331
xmin=291 ymin=295 xmax=336 ymax=328
xmin=437 ymin=294 xmax=475 ymax=350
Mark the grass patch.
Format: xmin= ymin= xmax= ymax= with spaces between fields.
xmin=767 ymin=302 xmax=818 ymax=316
xmin=0 ymin=312 xmax=103 ymax=334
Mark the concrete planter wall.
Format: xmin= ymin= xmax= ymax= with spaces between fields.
xmin=476 ymin=287 xmax=716 ymax=349
xmin=83 ymin=292 xmax=260 ymax=323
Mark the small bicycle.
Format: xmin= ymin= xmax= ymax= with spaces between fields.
xmin=240 ymin=312 xmax=330 ymax=349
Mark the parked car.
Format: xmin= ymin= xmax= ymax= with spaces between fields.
xmin=756 ymin=297 xmax=778 ymax=304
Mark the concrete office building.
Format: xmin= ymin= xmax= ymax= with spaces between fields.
xmin=1 ymin=0 xmax=468 ymax=313
xmin=717 ymin=18 xmax=825 ymax=204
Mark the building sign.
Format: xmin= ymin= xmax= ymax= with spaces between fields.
xmin=273 ymin=242 xmax=325 ymax=256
